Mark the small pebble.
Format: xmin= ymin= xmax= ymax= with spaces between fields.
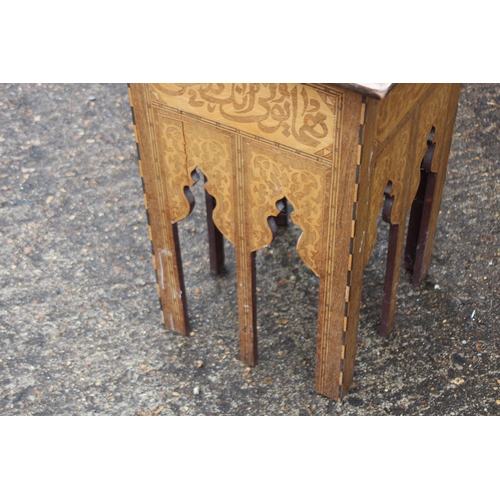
xmin=193 ymin=386 xmax=200 ymax=396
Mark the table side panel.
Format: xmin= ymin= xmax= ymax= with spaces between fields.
xmin=374 ymin=83 xmax=433 ymax=145
xmin=148 ymin=83 xmax=342 ymax=159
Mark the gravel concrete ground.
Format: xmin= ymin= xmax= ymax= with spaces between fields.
xmin=0 ymin=83 xmax=499 ymax=416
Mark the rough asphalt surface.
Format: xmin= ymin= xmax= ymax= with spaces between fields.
xmin=0 ymin=83 xmax=499 ymax=416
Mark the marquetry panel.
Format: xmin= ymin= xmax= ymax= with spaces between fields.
xmin=241 ymin=141 xmax=332 ymax=274
xmin=183 ymin=121 xmax=237 ymax=244
xmin=148 ymin=83 xmax=341 ymax=158
xmin=149 ymin=97 xmax=341 ymax=278
xmin=375 ymin=83 xmax=432 ymax=145
xmin=154 ymin=113 xmax=195 ymax=224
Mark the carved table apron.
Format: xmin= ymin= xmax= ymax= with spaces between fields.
xmin=128 ymin=83 xmax=460 ymax=400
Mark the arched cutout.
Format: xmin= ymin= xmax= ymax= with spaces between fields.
xmin=255 ymin=197 xmax=318 ymax=368
xmin=266 ymin=198 xmax=288 ymax=245
xmin=275 ymin=197 xmax=288 ymax=227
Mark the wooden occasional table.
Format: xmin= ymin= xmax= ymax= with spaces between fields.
xmin=128 ymin=83 xmax=460 ymax=400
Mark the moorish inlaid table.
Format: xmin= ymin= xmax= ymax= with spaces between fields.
xmin=128 ymin=83 xmax=460 ymax=400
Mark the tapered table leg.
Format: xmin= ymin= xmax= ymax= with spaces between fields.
xmin=379 ymin=179 xmax=407 ymax=337
xmin=236 ymin=250 xmax=258 ymax=366
xmin=129 ymin=84 xmax=191 ymax=335
xmin=380 ymin=222 xmax=406 ymax=337
xmin=410 ymin=170 xmax=439 ymax=285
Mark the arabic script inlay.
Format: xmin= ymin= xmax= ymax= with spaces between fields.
xmin=149 ymin=83 xmax=338 ymax=157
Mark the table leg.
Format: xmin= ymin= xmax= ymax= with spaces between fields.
xmin=379 ymin=182 xmax=407 ymax=337
xmin=380 ymin=225 xmax=406 ymax=337
xmin=142 ymin=188 xmax=191 ymax=336
xmin=236 ymin=250 xmax=258 ymax=366
xmin=410 ymin=166 xmax=442 ymax=286
xmin=129 ymin=84 xmax=191 ymax=336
